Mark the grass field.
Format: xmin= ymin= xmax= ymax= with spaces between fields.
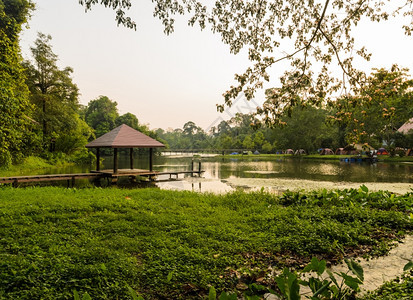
xmin=0 ymin=187 xmax=412 ymax=299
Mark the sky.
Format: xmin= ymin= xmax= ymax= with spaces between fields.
xmin=20 ymin=0 xmax=413 ymax=131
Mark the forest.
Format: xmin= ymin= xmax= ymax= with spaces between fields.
xmin=2 ymin=0 xmax=413 ymax=170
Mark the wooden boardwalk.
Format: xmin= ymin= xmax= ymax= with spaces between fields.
xmin=0 ymin=169 xmax=204 ymax=187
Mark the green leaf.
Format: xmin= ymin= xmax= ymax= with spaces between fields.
xmin=287 ymin=271 xmax=300 ymax=300
xmin=312 ymin=281 xmax=331 ymax=297
xmin=359 ymin=184 xmax=369 ymax=193
xmin=209 ymin=286 xmax=217 ymax=300
xmin=403 ymin=261 xmax=413 ymax=271
xmin=326 ymin=270 xmax=339 ymax=288
xmin=345 ymin=258 xmax=364 ymax=282
xmin=126 ymin=284 xmax=141 ymax=300
xmin=317 ymin=259 xmax=326 ymax=275
xmin=167 ymin=271 xmax=173 ymax=282
xmin=73 ymin=290 xmax=80 ymax=300
xmin=82 ymin=293 xmax=92 ymax=300
xmin=302 ymin=257 xmax=326 ymax=275
xmin=341 ymin=273 xmax=362 ymax=291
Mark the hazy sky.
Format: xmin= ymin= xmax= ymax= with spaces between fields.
xmin=20 ymin=0 xmax=413 ymax=131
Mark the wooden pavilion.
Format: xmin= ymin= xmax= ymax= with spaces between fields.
xmin=86 ymin=124 xmax=165 ymax=175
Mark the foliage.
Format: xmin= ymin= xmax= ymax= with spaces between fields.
xmin=0 ymin=187 xmax=412 ymax=299
xmin=271 ymin=105 xmax=339 ymax=151
xmin=23 ymin=32 xmax=93 ymax=154
xmin=0 ymin=0 xmax=35 ymax=167
xmin=79 ymin=0 xmax=413 ymax=126
xmin=84 ymin=95 xmax=119 ymax=138
xmin=329 ymin=66 xmax=413 ymax=144
xmin=158 ymin=109 xmax=341 ymax=152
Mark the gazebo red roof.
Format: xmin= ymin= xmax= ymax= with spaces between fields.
xmin=85 ymin=124 xmax=165 ymax=148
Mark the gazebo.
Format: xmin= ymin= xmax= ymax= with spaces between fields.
xmin=85 ymin=124 xmax=165 ymax=174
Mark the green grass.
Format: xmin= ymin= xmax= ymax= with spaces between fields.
xmin=0 ymin=187 xmax=412 ymax=299
xmin=0 ymin=156 xmax=75 ymax=177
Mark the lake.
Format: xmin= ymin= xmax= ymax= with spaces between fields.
xmin=33 ymin=153 xmax=413 ymax=193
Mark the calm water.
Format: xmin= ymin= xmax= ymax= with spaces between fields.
xmin=17 ymin=154 xmax=413 ymax=190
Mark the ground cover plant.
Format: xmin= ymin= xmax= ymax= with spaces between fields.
xmin=0 ymin=187 xmax=412 ymax=299
xmin=361 ymin=266 xmax=413 ymax=300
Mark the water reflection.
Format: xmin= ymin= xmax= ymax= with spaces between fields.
xmin=8 ymin=154 xmax=413 ymax=191
xmin=74 ymin=155 xmax=413 ymax=183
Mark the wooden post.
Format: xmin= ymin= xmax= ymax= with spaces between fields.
xmin=130 ymin=148 xmax=134 ymax=170
xmin=198 ymin=161 xmax=201 ymax=176
xmin=96 ymin=148 xmax=100 ymax=171
xmin=149 ymin=148 xmax=153 ymax=172
xmin=191 ymin=159 xmax=194 ymax=177
xmin=113 ymin=148 xmax=118 ymax=174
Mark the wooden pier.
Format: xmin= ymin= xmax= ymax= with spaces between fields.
xmin=0 ymin=169 xmax=204 ymax=187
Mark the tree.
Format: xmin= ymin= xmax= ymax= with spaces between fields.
xmin=242 ymin=135 xmax=255 ymax=150
xmin=183 ymin=121 xmax=199 ymax=137
xmin=330 ymin=66 xmax=413 ymax=145
xmin=219 ymin=134 xmax=233 ymax=150
xmin=0 ymin=0 xmax=34 ymax=167
xmin=115 ymin=112 xmax=151 ymax=135
xmin=253 ymin=131 xmax=265 ymax=150
xmin=272 ymin=105 xmax=337 ymax=152
xmin=79 ymin=0 xmax=413 ymax=125
xmin=85 ymin=95 xmax=119 ymax=137
xmin=24 ymin=33 xmax=86 ymax=151
xmin=116 ymin=112 xmax=139 ymax=130
xmin=262 ymin=141 xmax=273 ymax=153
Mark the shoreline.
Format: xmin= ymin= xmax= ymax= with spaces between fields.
xmin=223 ymin=177 xmax=413 ymax=195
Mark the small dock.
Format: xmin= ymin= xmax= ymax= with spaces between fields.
xmin=0 ymin=173 xmax=102 ymax=187
xmin=0 ymin=169 xmax=204 ymax=187
xmin=92 ymin=168 xmax=204 ymax=181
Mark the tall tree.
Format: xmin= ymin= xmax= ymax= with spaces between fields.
xmin=24 ymin=33 xmax=85 ymax=151
xmin=85 ymin=95 xmax=119 ymax=137
xmin=0 ymin=0 xmax=34 ymax=167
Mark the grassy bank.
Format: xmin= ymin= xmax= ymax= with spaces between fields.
xmin=0 ymin=156 xmax=75 ymax=177
xmin=0 ymin=187 xmax=412 ymax=299
xmin=220 ymin=153 xmax=413 ymax=162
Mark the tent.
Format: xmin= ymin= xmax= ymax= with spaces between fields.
xmin=285 ymin=149 xmax=294 ymax=155
xmin=320 ymin=148 xmax=334 ymax=155
xmin=295 ymin=149 xmax=307 ymax=155
xmin=335 ymin=148 xmax=345 ymax=155
xmin=377 ymin=148 xmax=389 ymax=155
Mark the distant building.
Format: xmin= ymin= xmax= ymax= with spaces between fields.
xmin=397 ymin=118 xmax=413 ymax=134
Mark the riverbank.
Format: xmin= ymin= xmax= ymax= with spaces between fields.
xmin=1 ymin=187 xmax=411 ymax=299
xmin=220 ymin=153 xmax=413 ymax=162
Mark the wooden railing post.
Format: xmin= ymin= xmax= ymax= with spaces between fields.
xmin=113 ymin=148 xmax=118 ymax=174
xmin=96 ymin=148 xmax=100 ymax=171
xmin=130 ymin=148 xmax=134 ymax=170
